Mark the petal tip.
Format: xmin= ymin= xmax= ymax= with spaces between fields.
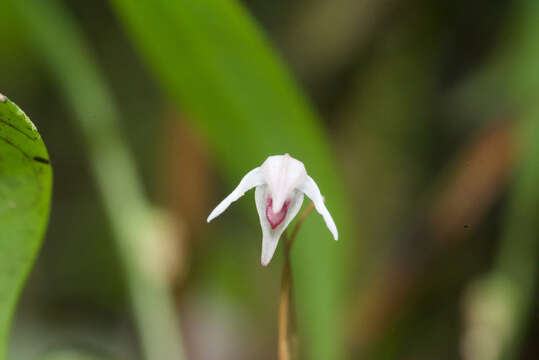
xmin=325 ymin=221 xmax=338 ymax=241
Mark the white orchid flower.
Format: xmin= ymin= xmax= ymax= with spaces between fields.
xmin=207 ymin=154 xmax=338 ymax=266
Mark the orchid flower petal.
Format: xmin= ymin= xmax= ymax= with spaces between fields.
xmin=207 ymin=167 xmax=265 ymax=222
xmin=299 ymin=175 xmax=338 ymax=240
xmin=255 ymin=185 xmax=304 ymax=266
xmin=261 ymin=154 xmax=307 ymax=214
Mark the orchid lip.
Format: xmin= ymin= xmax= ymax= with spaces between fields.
xmin=266 ymin=197 xmax=290 ymax=229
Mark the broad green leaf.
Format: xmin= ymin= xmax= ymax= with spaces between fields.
xmin=0 ymin=95 xmax=52 ymax=360
xmin=109 ymin=1 xmax=352 ymax=359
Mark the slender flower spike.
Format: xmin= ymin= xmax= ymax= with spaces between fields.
xmin=207 ymin=154 xmax=338 ymax=266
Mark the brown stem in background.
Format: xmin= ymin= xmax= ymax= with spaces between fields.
xmin=278 ymin=202 xmax=315 ymax=360
xmin=349 ymin=121 xmax=516 ymax=348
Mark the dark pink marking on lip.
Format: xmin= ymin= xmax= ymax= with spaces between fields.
xmin=266 ymin=197 xmax=290 ymax=229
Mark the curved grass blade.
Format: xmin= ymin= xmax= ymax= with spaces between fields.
xmin=0 ymin=95 xmax=52 ymax=360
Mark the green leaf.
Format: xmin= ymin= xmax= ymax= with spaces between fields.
xmin=0 ymin=95 xmax=52 ymax=360
xmin=108 ymin=1 xmax=352 ymax=359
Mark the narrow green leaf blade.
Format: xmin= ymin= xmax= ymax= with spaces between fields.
xmin=0 ymin=95 xmax=52 ymax=359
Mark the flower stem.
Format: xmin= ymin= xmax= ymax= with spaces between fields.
xmin=278 ymin=250 xmax=292 ymax=360
xmin=278 ymin=202 xmax=315 ymax=360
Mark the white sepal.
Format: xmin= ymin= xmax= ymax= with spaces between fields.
xmin=207 ymin=167 xmax=264 ymax=222
xmin=299 ymin=175 xmax=338 ymax=240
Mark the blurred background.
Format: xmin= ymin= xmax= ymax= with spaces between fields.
xmin=1 ymin=0 xmax=538 ymax=359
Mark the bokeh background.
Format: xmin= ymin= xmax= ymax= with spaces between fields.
xmin=1 ymin=0 xmax=538 ymax=359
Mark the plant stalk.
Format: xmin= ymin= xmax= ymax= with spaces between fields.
xmin=278 ymin=202 xmax=315 ymax=360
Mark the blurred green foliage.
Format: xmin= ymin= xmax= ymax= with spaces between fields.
xmin=9 ymin=0 xmax=186 ymax=359
xmin=0 ymin=0 xmax=538 ymax=359
xmin=487 ymin=1 xmax=539 ymax=357
xmin=108 ymin=1 xmax=351 ymax=359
